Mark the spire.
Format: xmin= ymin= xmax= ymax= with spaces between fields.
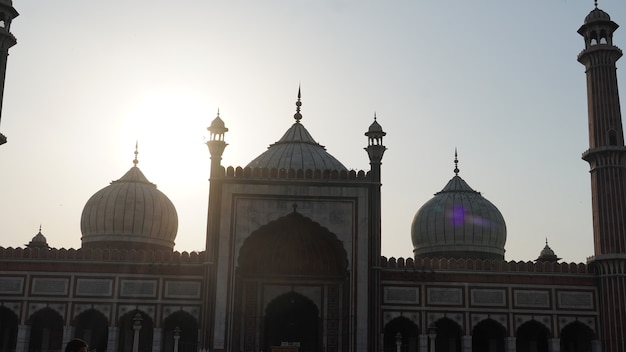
xmin=133 ymin=141 xmax=139 ymax=167
xmin=454 ymin=148 xmax=460 ymax=176
xmin=594 ymin=0 xmax=598 ymax=9
xmin=294 ymin=86 xmax=302 ymax=123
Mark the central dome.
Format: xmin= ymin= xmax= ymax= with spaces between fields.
xmin=411 ymin=157 xmax=506 ymax=260
xmin=246 ymin=90 xmax=347 ymax=171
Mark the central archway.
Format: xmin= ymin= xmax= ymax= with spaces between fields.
xmin=264 ymin=292 xmax=320 ymax=352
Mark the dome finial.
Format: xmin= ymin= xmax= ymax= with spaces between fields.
xmin=594 ymin=0 xmax=598 ymax=8
xmin=294 ymin=85 xmax=303 ymax=123
xmin=454 ymin=148 xmax=460 ymax=176
xmin=133 ymin=141 xmax=139 ymax=167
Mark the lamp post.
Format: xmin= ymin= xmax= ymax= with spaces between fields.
xmin=173 ymin=326 xmax=181 ymax=352
xmin=132 ymin=313 xmax=143 ymax=352
xmin=428 ymin=323 xmax=437 ymax=352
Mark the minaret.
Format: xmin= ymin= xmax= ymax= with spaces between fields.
xmin=365 ymin=114 xmax=386 ymax=352
xmin=578 ymin=5 xmax=626 ymax=351
xmin=0 ymin=0 xmax=17 ymax=145
xmin=203 ymin=110 xmax=228 ymax=350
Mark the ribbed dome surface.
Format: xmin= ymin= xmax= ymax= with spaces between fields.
xmin=411 ymin=175 xmax=506 ymax=260
xmin=80 ymin=166 xmax=178 ymax=251
xmin=238 ymin=211 xmax=348 ymax=277
xmin=584 ymin=7 xmax=611 ymax=24
xmin=246 ymin=122 xmax=347 ymax=171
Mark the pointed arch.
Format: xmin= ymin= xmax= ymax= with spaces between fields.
xmin=560 ymin=321 xmax=596 ymax=352
xmin=434 ymin=318 xmax=462 ymax=352
xmin=263 ymin=292 xmax=320 ymax=352
xmin=0 ymin=306 xmax=18 ymax=352
xmin=516 ymin=320 xmax=550 ymax=352
xmin=472 ymin=318 xmax=506 ymax=352
xmin=73 ymin=309 xmax=109 ymax=352
xmin=238 ymin=211 xmax=348 ymax=278
xmin=117 ymin=310 xmax=153 ymax=352
xmin=27 ymin=308 xmax=64 ymax=352
xmin=383 ymin=316 xmax=419 ymax=352
xmin=162 ymin=310 xmax=198 ymax=352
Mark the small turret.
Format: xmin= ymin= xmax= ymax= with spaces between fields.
xmin=535 ymin=239 xmax=560 ymax=263
xmin=0 ymin=0 xmax=17 ymax=145
xmin=206 ymin=110 xmax=228 ymax=177
xmin=365 ymin=114 xmax=386 ymax=182
xmin=25 ymin=226 xmax=49 ymax=250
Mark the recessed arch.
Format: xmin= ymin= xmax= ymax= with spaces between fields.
xmin=162 ymin=310 xmax=198 ymax=352
xmin=472 ymin=318 xmax=506 ymax=352
xmin=27 ymin=308 xmax=64 ymax=352
xmin=263 ymin=292 xmax=319 ymax=352
xmin=383 ymin=316 xmax=419 ymax=352
xmin=73 ymin=309 xmax=109 ymax=352
xmin=0 ymin=306 xmax=18 ymax=352
xmin=238 ymin=211 xmax=348 ymax=278
xmin=434 ymin=317 xmax=462 ymax=352
xmin=516 ymin=320 xmax=550 ymax=352
xmin=117 ymin=310 xmax=153 ymax=352
xmin=560 ymin=321 xmax=596 ymax=352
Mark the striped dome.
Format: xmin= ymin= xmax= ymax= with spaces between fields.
xmin=246 ymin=122 xmax=347 ymax=171
xmin=80 ymin=165 xmax=178 ymax=251
xmin=411 ymin=175 xmax=507 ymax=260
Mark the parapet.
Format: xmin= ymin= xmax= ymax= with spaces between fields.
xmin=0 ymin=246 xmax=206 ymax=264
xmin=217 ymin=166 xmax=370 ymax=181
xmin=381 ymin=256 xmax=593 ymax=275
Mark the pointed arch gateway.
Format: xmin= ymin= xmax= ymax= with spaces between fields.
xmin=73 ymin=309 xmax=109 ymax=352
xmin=0 ymin=306 xmax=18 ymax=352
xmin=27 ymin=308 xmax=64 ymax=352
xmin=236 ymin=210 xmax=349 ymax=352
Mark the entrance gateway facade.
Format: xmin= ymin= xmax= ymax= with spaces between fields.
xmin=0 ymin=4 xmax=625 ymax=352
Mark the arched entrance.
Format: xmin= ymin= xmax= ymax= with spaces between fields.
xmin=162 ymin=311 xmax=198 ymax=352
xmin=516 ymin=320 xmax=549 ymax=352
xmin=0 ymin=307 xmax=18 ymax=352
xmin=264 ymin=292 xmax=319 ymax=352
xmin=434 ymin=318 xmax=462 ymax=352
xmin=27 ymin=308 xmax=64 ymax=352
xmin=472 ymin=319 xmax=505 ymax=352
xmin=237 ymin=211 xmax=348 ymax=352
xmin=73 ymin=309 xmax=109 ymax=352
xmin=117 ymin=311 xmax=153 ymax=352
xmin=560 ymin=321 xmax=595 ymax=352
xmin=383 ymin=316 xmax=419 ymax=352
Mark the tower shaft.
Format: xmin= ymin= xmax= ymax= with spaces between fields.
xmin=579 ymin=8 xmax=626 ymax=351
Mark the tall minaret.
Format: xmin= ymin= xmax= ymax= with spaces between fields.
xmin=0 ymin=0 xmax=17 ymax=146
xmin=203 ymin=111 xmax=228 ymax=350
xmin=578 ymin=5 xmax=626 ymax=351
xmin=365 ymin=115 xmax=386 ymax=352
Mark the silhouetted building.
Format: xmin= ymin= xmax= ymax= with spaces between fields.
xmin=0 ymin=4 xmax=624 ymax=352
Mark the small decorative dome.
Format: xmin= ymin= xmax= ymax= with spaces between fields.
xmin=80 ymin=148 xmax=178 ymax=251
xmin=536 ymin=239 xmax=560 ymax=263
xmin=584 ymin=7 xmax=611 ymax=24
xmin=26 ymin=226 xmax=49 ymax=249
xmin=411 ymin=154 xmax=507 ymax=260
xmin=246 ymin=90 xmax=347 ymax=171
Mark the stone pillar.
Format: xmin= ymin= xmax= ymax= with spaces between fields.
xmin=418 ymin=335 xmax=428 ymax=352
xmin=107 ymin=327 xmax=119 ymax=352
xmin=549 ymin=338 xmax=560 ymax=352
xmin=15 ymin=325 xmax=30 ymax=352
xmin=63 ymin=325 xmax=75 ymax=346
xmin=132 ymin=313 xmax=142 ymax=352
xmin=152 ymin=328 xmax=162 ymax=352
xmin=462 ymin=336 xmax=472 ymax=352
xmin=505 ymin=337 xmax=516 ymax=352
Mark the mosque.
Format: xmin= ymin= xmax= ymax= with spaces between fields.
xmin=1 ymin=2 xmax=626 ymax=352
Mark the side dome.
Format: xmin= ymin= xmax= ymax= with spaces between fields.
xmin=411 ymin=158 xmax=506 ymax=260
xmin=245 ymin=90 xmax=347 ymax=171
xmin=80 ymin=154 xmax=178 ymax=251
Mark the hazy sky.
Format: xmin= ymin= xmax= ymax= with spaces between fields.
xmin=1 ymin=0 xmax=625 ymax=263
